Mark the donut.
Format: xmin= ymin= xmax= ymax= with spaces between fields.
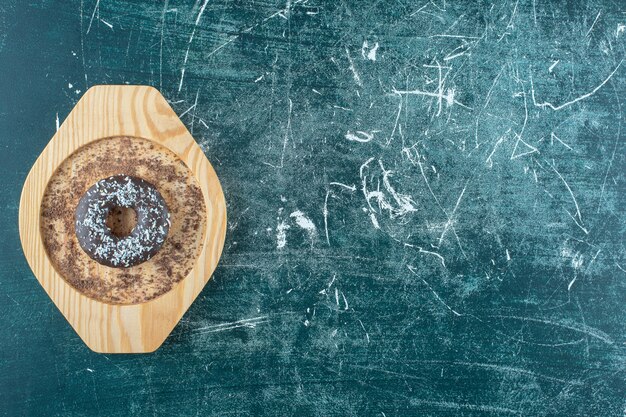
xmin=75 ymin=175 xmax=171 ymax=268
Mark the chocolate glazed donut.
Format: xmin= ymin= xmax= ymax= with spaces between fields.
xmin=75 ymin=175 xmax=171 ymax=268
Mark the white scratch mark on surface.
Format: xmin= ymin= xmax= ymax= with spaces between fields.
xmin=341 ymin=291 xmax=349 ymax=310
xmin=511 ymin=91 xmax=537 ymax=160
xmin=360 ymin=158 xmax=418 ymax=219
xmin=179 ymin=102 xmax=196 ymax=118
xmin=598 ymin=80 xmax=622 ymax=213
xmin=438 ymin=181 xmax=468 ymax=247
xmin=323 ymin=191 xmax=331 ymax=245
xmin=392 ymin=77 xmax=462 ymax=117
xmin=567 ymin=276 xmax=578 ymax=291
xmin=345 ymin=130 xmax=374 ymax=143
xmin=345 ymin=47 xmax=363 ymax=87
xmin=498 ymin=0 xmax=519 ymax=41
xmin=194 ymin=316 xmax=269 ymax=334
xmin=290 ymin=210 xmax=317 ymax=242
xmin=387 ymin=97 xmax=402 ymax=145
xmin=548 ymin=60 xmax=559 ymax=73
xmin=442 ymin=361 xmax=581 ymax=385
xmin=531 ymin=60 xmax=623 ymax=110
xmin=99 ymin=18 xmax=113 ymax=29
xmin=361 ymin=41 xmax=379 ymax=61
xmin=205 ymin=36 xmax=239 ymax=59
xmin=443 ymin=50 xmax=467 ymax=62
xmin=326 ymin=274 xmax=337 ymax=290
xmin=357 ymin=319 xmax=370 ymax=343
xmin=85 ymin=0 xmax=100 ymax=34
xmin=403 ymin=146 xmax=466 ymax=258
xmin=55 ymin=113 xmax=60 ymax=131
xmin=410 ymin=399 xmax=520 ymax=414
xmin=510 ymin=137 xmax=538 ymax=159
xmin=178 ymin=0 xmax=210 ymax=92
xmin=159 ymin=0 xmax=169 ymax=90
xmin=265 ymin=98 xmax=294 ymax=169
xmin=416 ymin=246 xmax=446 ymax=268
xmin=409 ymin=3 xmax=429 ymax=17
xmin=276 ymin=220 xmax=290 ymax=249
xmin=565 ymin=211 xmax=588 ymax=234
xmin=551 ymin=132 xmax=573 ymax=150
xmin=489 ymin=315 xmax=614 ymax=344
xmin=549 ymin=162 xmax=583 ymax=225
xmin=485 ymin=133 xmax=506 ymax=168
xmin=586 ymin=11 xmax=601 ymax=36
xmin=369 ymin=212 xmax=380 ymax=229
xmin=190 ymin=88 xmax=199 ymax=134
xmin=483 ymin=63 xmax=506 ymax=110
xmin=279 ymin=98 xmax=293 ymax=168
xmin=444 ymin=43 xmax=469 ymax=61
xmin=79 ymin=1 xmax=88 ymax=89
xmin=408 ymin=266 xmax=461 ymax=316
xmin=587 ymin=249 xmax=601 ymax=271
xmin=429 ymin=34 xmax=480 ymax=39
xmin=379 ymin=160 xmax=418 ymax=216
xmin=6 ymin=294 xmax=19 ymax=306
xmin=329 ymin=182 xmax=356 ymax=192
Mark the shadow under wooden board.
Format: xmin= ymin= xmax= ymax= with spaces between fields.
xmin=19 ymin=85 xmax=227 ymax=353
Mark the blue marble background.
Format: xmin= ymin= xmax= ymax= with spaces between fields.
xmin=0 ymin=0 xmax=624 ymax=415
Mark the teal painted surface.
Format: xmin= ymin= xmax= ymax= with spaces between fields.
xmin=1 ymin=1 xmax=625 ymax=415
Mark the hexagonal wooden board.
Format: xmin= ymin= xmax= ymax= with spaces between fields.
xmin=19 ymin=85 xmax=227 ymax=353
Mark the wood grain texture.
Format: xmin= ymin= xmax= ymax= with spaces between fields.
xmin=19 ymin=85 xmax=227 ymax=353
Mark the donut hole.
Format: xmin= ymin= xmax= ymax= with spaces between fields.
xmin=106 ymin=206 xmax=137 ymax=238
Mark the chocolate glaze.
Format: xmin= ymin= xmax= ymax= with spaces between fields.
xmin=75 ymin=175 xmax=170 ymax=268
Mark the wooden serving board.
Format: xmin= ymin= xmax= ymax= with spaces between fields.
xmin=19 ymin=85 xmax=227 ymax=353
